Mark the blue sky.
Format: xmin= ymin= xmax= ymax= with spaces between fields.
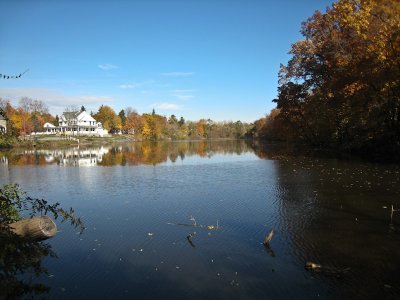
xmin=0 ymin=0 xmax=333 ymax=122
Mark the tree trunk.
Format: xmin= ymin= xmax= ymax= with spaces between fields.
xmin=9 ymin=216 xmax=57 ymax=240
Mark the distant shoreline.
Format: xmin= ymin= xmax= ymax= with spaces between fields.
xmin=0 ymin=134 xmax=248 ymax=150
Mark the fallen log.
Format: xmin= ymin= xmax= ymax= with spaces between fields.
xmin=9 ymin=216 xmax=57 ymax=240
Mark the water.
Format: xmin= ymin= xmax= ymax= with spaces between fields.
xmin=1 ymin=140 xmax=400 ymax=299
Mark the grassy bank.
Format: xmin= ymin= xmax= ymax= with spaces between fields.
xmin=0 ymin=134 xmax=134 ymax=149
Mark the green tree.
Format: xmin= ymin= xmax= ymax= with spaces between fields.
xmin=118 ymin=109 xmax=126 ymax=129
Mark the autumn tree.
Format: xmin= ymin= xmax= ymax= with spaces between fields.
xmin=141 ymin=112 xmax=167 ymax=140
xmin=272 ymin=0 xmax=400 ymax=157
xmin=251 ymin=109 xmax=288 ymax=140
xmin=166 ymin=115 xmax=179 ymax=139
xmin=18 ymin=98 xmax=33 ymax=135
xmin=93 ymin=105 xmax=121 ymax=133
xmin=29 ymin=99 xmax=51 ymax=133
xmin=195 ymin=119 xmax=206 ymax=138
xmin=124 ymin=107 xmax=142 ymax=135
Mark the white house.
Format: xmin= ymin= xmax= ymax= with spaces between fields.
xmin=58 ymin=111 xmax=108 ymax=136
xmin=41 ymin=111 xmax=108 ymax=136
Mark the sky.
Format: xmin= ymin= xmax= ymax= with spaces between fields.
xmin=0 ymin=0 xmax=334 ymax=123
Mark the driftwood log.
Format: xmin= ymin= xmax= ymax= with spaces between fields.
xmin=9 ymin=216 xmax=57 ymax=240
xmin=263 ymin=229 xmax=275 ymax=246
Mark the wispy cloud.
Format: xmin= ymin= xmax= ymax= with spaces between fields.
xmin=172 ymin=94 xmax=194 ymax=100
xmin=98 ymin=63 xmax=118 ymax=70
xmin=140 ymin=90 xmax=153 ymax=95
xmin=118 ymin=80 xmax=154 ymax=89
xmin=0 ymin=88 xmax=112 ymax=115
xmin=151 ymin=102 xmax=183 ymax=110
xmin=171 ymin=89 xmax=196 ymax=93
xmin=171 ymin=89 xmax=195 ymax=100
xmin=119 ymin=84 xmax=140 ymax=89
xmin=160 ymin=72 xmax=194 ymax=77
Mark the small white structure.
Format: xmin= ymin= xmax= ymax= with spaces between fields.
xmin=43 ymin=122 xmax=57 ymax=134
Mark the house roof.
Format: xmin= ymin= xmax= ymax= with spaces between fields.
xmin=61 ymin=111 xmax=97 ymax=122
xmin=62 ymin=111 xmax=80 ymax=119
xmin=44 ymin=122 xmax=56 ymax=128
xmin=77 ymin=111 xmax=96 ymax=122
xmin=0 ymin=114 xmax=6 ymax=120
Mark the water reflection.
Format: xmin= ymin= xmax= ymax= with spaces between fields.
xmin=270 ymin=154 xmax=400 ymax=298
xmin=1 ymin=141 xmax=399 ymax=299
xmin=0 ymin=147 xmax=109 ymax=167
xmin=0 ymin=140 xmax=253 ymax=167
xmin=0 ymin=230 xmax=54 ymax=299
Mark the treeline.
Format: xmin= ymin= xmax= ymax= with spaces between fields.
xmin=94 ymin=105 xmax=252 ymax=140
xmin=0 ymin=98 xmax=55 ymax=136
xmin=0 ymin=99 xmax=252 ymax=140
xmin=252 ymin=0 xmax=400 ymax=159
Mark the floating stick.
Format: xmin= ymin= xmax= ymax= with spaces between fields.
xmin=263 ymin=229 xmax=275 ymax=246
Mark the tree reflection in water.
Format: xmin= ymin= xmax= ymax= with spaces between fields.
xmin=0 ymin=229 xmax=55 ymax=299
xmin=0 ymin=140 xmax=254 ymax=167
xmin=0 ymin=184 xmax=84 ymax=299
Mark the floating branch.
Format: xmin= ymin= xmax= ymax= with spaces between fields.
xmin=0 ymin=69 xmax=29 ymax=79
xmin=186 ymin=232 xmax=197 ymax=248
xmin=170 ymin=216 xmax=220 ymax=230
xmin=263 ymin=229 xmax=275 ymax=246
xmin=263 ymin=229 xmax=275 ymax=257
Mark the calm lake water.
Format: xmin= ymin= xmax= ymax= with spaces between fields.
xmin=1 ymin=140 xmax=400 ymax=299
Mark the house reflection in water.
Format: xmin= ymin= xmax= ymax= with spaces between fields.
xmin=26 ymin=147 xmax=110 ymax=167
xmin=1 ymin=141 xmax=254 ymax=167
xmin=0 ymin=156 xmax=8 ymax=165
